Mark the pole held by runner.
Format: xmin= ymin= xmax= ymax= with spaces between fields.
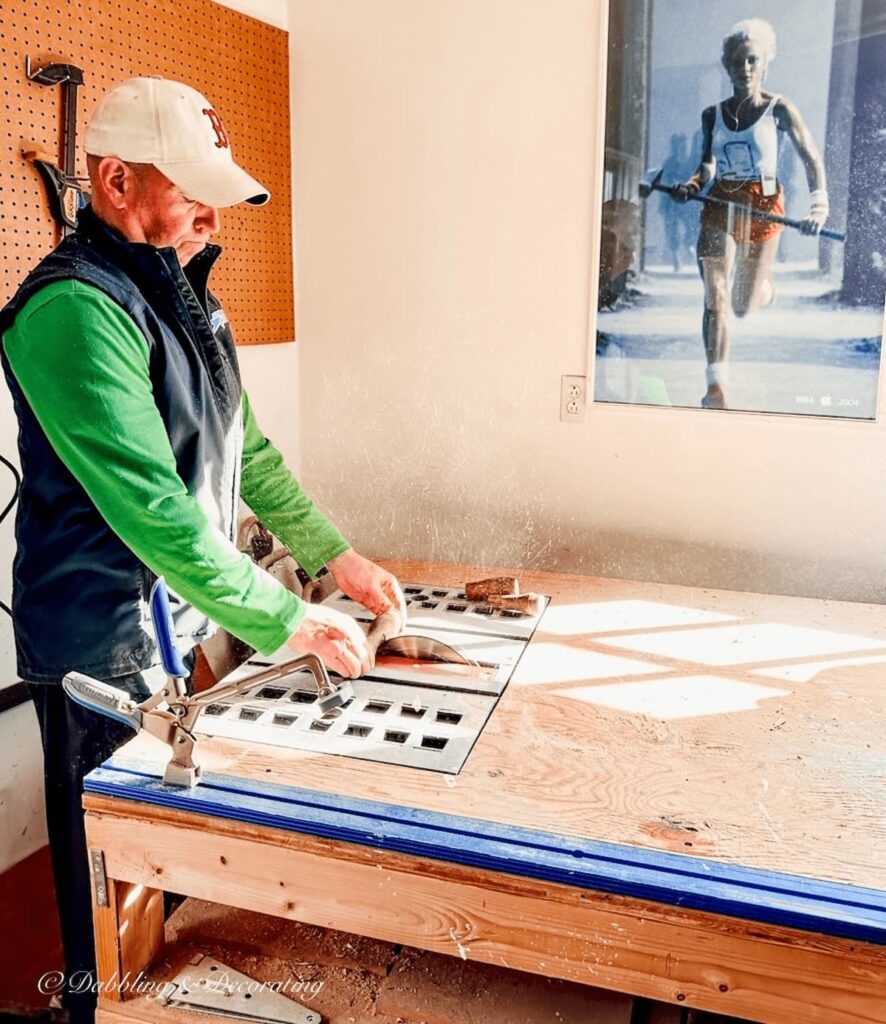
xmin=638 ymin=167 xmax=846 ymax=243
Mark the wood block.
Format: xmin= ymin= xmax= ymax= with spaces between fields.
xmin=376 ymin=947 xmax=633 ymax=1024
xmin=91 ymin=873 xmax=164 ymax=1004
xmin=486 ymin=592 xmax=544 ymax=615
xmin=464 ymin=577 xmax=519 ymax=600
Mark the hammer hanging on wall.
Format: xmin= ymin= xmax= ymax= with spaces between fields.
xmin=23 ymin=57 xmax=86 ymax=235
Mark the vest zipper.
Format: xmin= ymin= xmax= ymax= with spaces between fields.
xmin=178 ymin=268 xmax=242 ymax=546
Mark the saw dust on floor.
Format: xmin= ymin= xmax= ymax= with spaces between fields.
xmin=150 ymin=900 xmax=758 ymax=1024
xmin=152 ymin=898 xmax=637 ymax=1024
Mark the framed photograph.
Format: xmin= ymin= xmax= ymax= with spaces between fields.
xmin=594 ymin=0 xmax=886 ymax=418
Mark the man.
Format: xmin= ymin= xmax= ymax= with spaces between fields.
xmin=0 ymin=77 xmax=405 ymax=1022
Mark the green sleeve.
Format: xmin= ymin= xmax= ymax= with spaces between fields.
xmin=2 ymin=280 xmax=306 ymax=655
xmin=239 ymin=392 xmax=350 ymax=578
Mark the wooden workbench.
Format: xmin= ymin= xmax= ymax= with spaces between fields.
xmin=84 ymin=562 xmax=886 ymax=1024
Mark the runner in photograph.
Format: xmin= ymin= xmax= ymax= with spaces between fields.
xmin=672 ymin=18 xmax=829 ymax=409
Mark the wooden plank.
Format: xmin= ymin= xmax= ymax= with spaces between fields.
xmin=98 ymin=1007 xmax=148 ymax=1024
xmin=88 ymin=843 xmax=164 ymax=1005
xmin=117 ymin=882 xmax=164 ymax=1002
xmin=97 ymin=1004 xmax=191 ymax=1024
xmin=85 ymin=762 xmax=886 ymax=943
xmin=84 ymin=803 xmax=886 ymax=1024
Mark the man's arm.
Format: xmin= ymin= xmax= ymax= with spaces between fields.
xmin=239 ymin=391 xmax=350 ymax=576
xmin=240 ymin=394 xmax=406 ymax=619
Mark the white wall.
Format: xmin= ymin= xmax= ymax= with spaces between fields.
xmin=212 ymin=0 xmax=288 ymax=29
xmin=0 ymin=703 xmax=47 ymax=870
xmin=290 ymin=0 xmax=886 ymax=604
xmin=0 ymin=386 xmax=45 ymax=873
xmin=239 ymin=344 xmax=301 ymax=472
xmin=219 ymin=0 xmax=300 ymax=470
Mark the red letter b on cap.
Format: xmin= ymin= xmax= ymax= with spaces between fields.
xmin=203 ymin=109 xmax=229 ymax=149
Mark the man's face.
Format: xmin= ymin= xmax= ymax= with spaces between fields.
xmin=126 ymin=165 xmax=220 ymax=265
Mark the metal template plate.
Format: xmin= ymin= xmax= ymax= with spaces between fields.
xmin=195 ymin=668 xmax=497 ymax=774
xmin=200 ymin=582 xmax=548 ymax=773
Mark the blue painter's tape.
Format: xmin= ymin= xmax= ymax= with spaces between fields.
xmin=86 ymin=760 xmax=886 ymax=945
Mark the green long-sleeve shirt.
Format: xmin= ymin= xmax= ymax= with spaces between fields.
xmin=3 ymin=279 xmax=349 ymax=655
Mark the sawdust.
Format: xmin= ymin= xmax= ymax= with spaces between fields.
xmin=374 ymin=947 xmax=634 ymax=1024
xmin=160 ymin=899 xmax=416 ymax=1023
xmin=150 ymin=898 xmax=743 ymax=1024
xmin=166 ymin=899 xmax=395 ymax=977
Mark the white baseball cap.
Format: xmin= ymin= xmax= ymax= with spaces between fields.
xmin=84 ymin=77 xmax=270 ymax=208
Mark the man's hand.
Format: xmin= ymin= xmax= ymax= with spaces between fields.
xmin=326 ymin=549 xmax=407 ymax=619
xmin=287 ymin=603 xmax=371 ymax=678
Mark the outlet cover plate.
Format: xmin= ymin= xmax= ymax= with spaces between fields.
xmin=560 ymin=374 xmax=587 ymax=422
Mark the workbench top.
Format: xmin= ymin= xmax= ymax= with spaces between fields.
xmin=101 ymin=561 xmax=886 ymax=940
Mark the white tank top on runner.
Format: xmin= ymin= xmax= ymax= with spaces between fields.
xmin=711 ymin=95 xmax=780 ymax=195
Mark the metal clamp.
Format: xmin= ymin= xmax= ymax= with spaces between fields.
xmin=64 ymin=653 xmax=352 ymax=788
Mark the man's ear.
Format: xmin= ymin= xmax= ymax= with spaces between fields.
xmin=94 ymin=156 xmax=133 ymax=211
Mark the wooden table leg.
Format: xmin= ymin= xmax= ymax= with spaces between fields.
xmin=89 ymin=846 xmax=164 ymax=1003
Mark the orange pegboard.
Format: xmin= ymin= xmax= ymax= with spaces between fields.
xmin=0 ymin=0 xmax=294 ymax=346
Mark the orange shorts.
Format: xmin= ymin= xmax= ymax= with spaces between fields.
xmin=701 ymin=180 xmax=785 ymax=244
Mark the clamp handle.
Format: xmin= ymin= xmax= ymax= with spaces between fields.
xmin=63 ymin=671 xmax=143 ymax=731
xmin=188 ymin=652 xmax=353 ymax=720
xmin=150 ymin=577 xmax=188 ymax=679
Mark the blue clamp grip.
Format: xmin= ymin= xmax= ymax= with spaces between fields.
xmin=150 ymin=577 xmax=188 ymax=679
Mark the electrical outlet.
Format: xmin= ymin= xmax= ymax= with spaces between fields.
xmin=560 ymin=375 xmax=587 ymax=422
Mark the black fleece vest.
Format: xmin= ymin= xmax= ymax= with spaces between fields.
xmin=0 ymin=205 xmax=242 ymax=683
